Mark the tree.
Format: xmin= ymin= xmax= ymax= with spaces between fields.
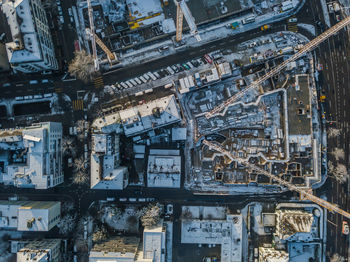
xmin=331 ymin=148 xmax=345 ymax=162
xmin=328 ymin=161 xmax=348 ymax=184
xmin=92 ymin=226 xmax=107 ymax=243
xmin=62 ymin=137 xmax=76 ymax=157
xmin=72 ymin=157 xmax=89 ymax=185
xmin=140 ymin=203 xmax=162 ymax=227
xmin=68 ymin=50 xmax=98 ymax=83
xmin=330 ymin=254 xmax=345 ymax=262
xmin=58 ymin=214 xmax=76 ymax=235
xmin=328 ymin=128 xmax=341 ymax=139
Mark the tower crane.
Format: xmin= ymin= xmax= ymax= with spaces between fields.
xmin=86 ymin=0 xmax=118 ymax=71
xmin=174 ymin=0 xmax=201 ymax=42
xmin=205 ymin=15 xmax=350 ymax=118
xmin=202 ymin=140 xmax=350 ymax=219
xmin=87 ymin=0 xmax=98 ymax=70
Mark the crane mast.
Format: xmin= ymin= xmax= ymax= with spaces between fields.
xmin=175 ymin=0 xmax=201 ymax=42
xmin=205 ymin=15 xmax=350 ymax=118
xmin=86 ymin=0 xmax=98 ymax=70
xmin=202 ymin=140 xmax=350 ymax=219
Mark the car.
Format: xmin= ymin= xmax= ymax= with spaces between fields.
xmin=29 ymin=80 xmax=38 ymax=84
xmin=119 ymin=198 xmax=127 ymax=202
xmin=2 ymin=83 xmax=10 ymax=87
xmin=41 ymin=79 xmax=49 ymax=83
xmin=129 ymin=198 xmax=137 ymax=202
xmin=59 ymin=16 xmax=64 ymax=24
xmin=68 ymin=8 xmax=73 ymax=16
xmin=106 ymin=197 xmax=115 ymax=201
xmin=288 ymin=18 xmax=297 ymax=23
xmin=34 ymin=94 xmax=43 ymax=99
xmin=182 ymin=63 xmax=190 ymax=70
xmin=15 ymin=96 xmax=24 ymax=101
xmin=204 ymin=54 xmax=213 ymax=64
xmin=342 ymin=221 xmax=349 ymax=235
xmin=336 ymin=15 xmax=341 ymax=22
xmin=166 ymin=204 xmax=173 ymax=215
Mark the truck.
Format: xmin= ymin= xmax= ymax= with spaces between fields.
xmin=261 ymin=24 xmax=271 ymax=31
xmin=230 ymin=21 xmax=240 ymax=29
xmin=242 ymin=15 xmax=255 ymax=25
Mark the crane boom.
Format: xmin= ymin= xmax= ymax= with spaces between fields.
xmin=202 ymin=140 xmax=350 ymax=219
xmin=174 ymin=0 xmax=201 ymax=42
xmin=87 ymin=0 xmax=98 ymax=70
xmin=205 ymin=15 xmax=350 ymax=118
xmin=94 ymin=33 xmax=118 ymax=64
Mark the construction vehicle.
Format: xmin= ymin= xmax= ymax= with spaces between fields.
xmin=174 ymin=0 xmax=201 ymax=42
xmin=86 ymin=0 xmax=118 ymax=70
xmin=205 ymin=14 xmax=350 ymax=118
xmin=202 ymin=140 xmax=350 ymax=220
xmin=261 ymin=24 xmax=271 ymax=31
xmin=320 ymin=95 xmax=326 ymax=102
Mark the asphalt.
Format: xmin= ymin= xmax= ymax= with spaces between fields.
xmin=0 ymin=0 xmax=349 ymax=260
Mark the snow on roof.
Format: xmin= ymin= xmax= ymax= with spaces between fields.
xmin=162 ymin=18 xmax=176 ymax=34
xmin=181 ymin=207 xmax=242 ymax=262
xmin=120 ymin=95 xmax=181 ymax=137
xmin=147 ymin=150 xmax=181 ymax=188
xmin=171 ymin=128 xmax=187 ymax=141
xmin=143 ymin=222 xmax=165 ymax=262
xmin=0 ymin=122 xmax=62 ymax=189
xmin=90 ymin=133 xmax=128 ymax=190
xmin=0 ymin=201 xmax=60 ymax=231
xmin=126 ymin=0 xmax=163 ymax=20
xmin=2 ymin=0 xmax=42 ymax=63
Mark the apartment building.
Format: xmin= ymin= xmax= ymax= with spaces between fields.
xmin=0 ymin=122 xmax=63 ymax=189
xmin=0 ymin=201 xmax=61 ymax=231
xmin=1 ymin=0 xmax=58 ymax=73
xmin=17 ymin=239 xmax=62 ymax=262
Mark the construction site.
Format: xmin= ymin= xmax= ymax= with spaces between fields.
xmin=75 ymin=0 xmax=302 ymax=67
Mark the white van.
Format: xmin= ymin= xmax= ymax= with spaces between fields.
xmin=134 ymin=77 xmax=142 ymax=85
xmin=140 ymin=76 xmax=147 ymax=83
xmin=125 ymin=80 xmax=133 ymax=88
xmin=129 ymin=79 xmax=137 ymax=86
xmin=148 ymin=72 xmax=157 ymax=81
xmin=166 ymin=66 xmax=175 ymax=75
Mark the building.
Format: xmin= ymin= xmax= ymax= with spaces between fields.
xmin=1 ymin=0 xmax=58 ymax=73
xmin=143 ymin=222 xmax=166 ymax=262
xmin=147 ymin=149 xmax=181 ymax=188
xmin=0 ymin=122 xmax=63 ymax=189
xmin=17 ymin=239 xmax=61 ymax=262
xmin=0 ymin=201 xmax=61 ymax=231
xmin=119 ymin=95 xmax=181 ymax=137
xmin=90 ymin=133 xmax=128 ymax=190
xmin=181 ymin=206 xmax=242 ymax=262
xmin=89 ymin=221 xmax=167 ymax=262
xmin=258 ymin=248 xmax=289 ymax=262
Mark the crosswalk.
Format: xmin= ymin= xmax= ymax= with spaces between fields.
xmin=55 ymin=87 xmax=64 ymax=93
xmin=94 ymin=76 xmax=104 ymax=89
xmin=287 ymin=16 xmax=298 ymax=32
xmin=72 ymin=99 xmax=84 ymax=111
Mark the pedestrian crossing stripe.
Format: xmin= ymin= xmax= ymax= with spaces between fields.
xmin=55 ymin=88 xmax=63 ymax=93
xmin=72 ymin=100 xmax=84 ymax=111
xmin=93 ymin=76 xmax=104 ymax=88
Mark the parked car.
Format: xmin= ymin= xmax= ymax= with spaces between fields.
xmin=342 ymin=221 xmax=349 ymax=235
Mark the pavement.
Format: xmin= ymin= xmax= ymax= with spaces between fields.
xmin=0 ymin=0 xmax=349 ymax=260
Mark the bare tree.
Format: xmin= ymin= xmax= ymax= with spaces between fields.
xmin=328 ymin=128 xmax=341 ymax=139
xmin=328 ymin=161 xmax=348 ymax=184
xmin=72 ymin=157 xmax=89 ymax=185
xmin=62 ymin=137 xmax=76 ymax=158
xmin=330 ymin=254 xmax=345 ymax=262
xmin=41 ymin=0 xmax=57 ymax=12
xmin=331 ymin=148 xmax=345 ymax=162
xmin=68 ymin=50 xmax=98 ymax=83
xmin=58 ymin=214 xmax=77 ymax=235
xmin=92 ymin=226 xmax=107 ymax=243
xmin=141 ymin=203 xmax=162 ymax=227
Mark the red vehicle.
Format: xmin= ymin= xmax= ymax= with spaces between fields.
xmin=204 ymin=54 xmax=213 ymax=64
xmin=342 ymin=221 xmax=349 ymax=235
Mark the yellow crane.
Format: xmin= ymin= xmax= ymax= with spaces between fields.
xmin=202 ymin=140 xmax=350 ymax=219
xmin=205 ymin=14 xmax=350 ymax=118
xmin=86 ymin=0 xmax=118 ymax=70
xmin=174 ymin=0 xmax=201 ymax=42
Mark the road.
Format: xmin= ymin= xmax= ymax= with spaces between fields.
xmin=299 ymin=0 xmax=350 ymax=259
xmin=0 ymin=0 xmax=349 ymax=259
